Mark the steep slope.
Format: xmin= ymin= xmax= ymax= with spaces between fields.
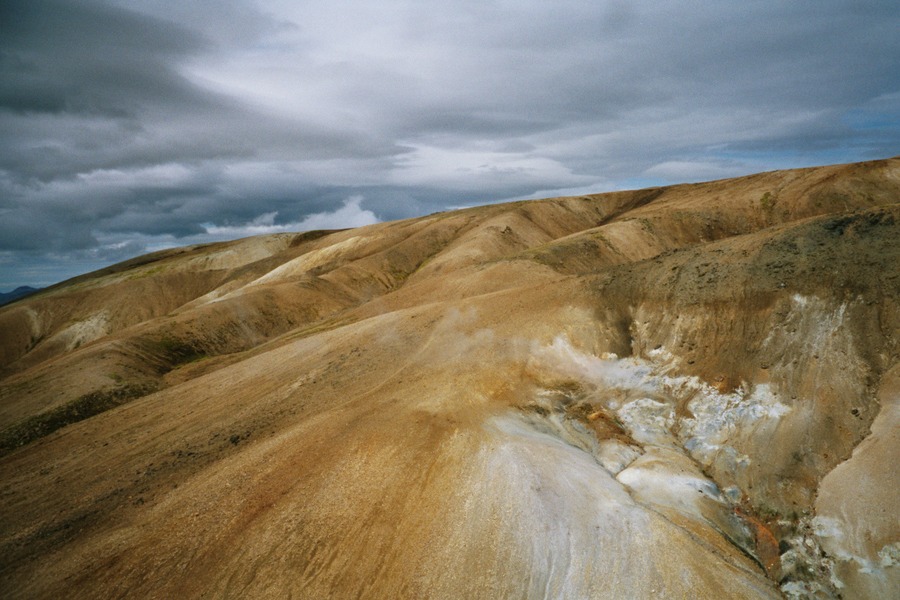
xmin=0 ymin=157 xmax=898 ymax=599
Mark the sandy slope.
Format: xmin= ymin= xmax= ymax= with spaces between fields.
xmin=1 ymin=157 xmax=898 ymax=598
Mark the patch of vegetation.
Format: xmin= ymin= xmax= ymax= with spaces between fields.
xmin=758 ymin=191 xmax=777 ymax=213
xmin=127 ymin=264 xmax=167 ymax=281
xmin=289 ymin=229 xmax=343 ymax=247
xmin=0 ymin=383 xmax=158 ymax=456
xmin=636 ymin=217 xmax=655 ymax=232
xmin=151 ymin=335 xmax=207 ymax=367
xmin=29 ymin=334 xmax=43 ymax=350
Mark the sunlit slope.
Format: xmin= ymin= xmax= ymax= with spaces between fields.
xmin=0 ymin=157 xmax=898 ymax=599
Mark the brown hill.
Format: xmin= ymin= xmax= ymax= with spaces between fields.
xmin=1 ymin=157 xmax=898 ymax=598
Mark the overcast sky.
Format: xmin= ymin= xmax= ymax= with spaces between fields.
xmin=1 ymin=0 xmax=898 ymax=289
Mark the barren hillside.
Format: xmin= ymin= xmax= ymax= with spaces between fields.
xmin=1 ymin=157 xmax=898 ymax=598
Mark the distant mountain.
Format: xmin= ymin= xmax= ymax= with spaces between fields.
xmin=0 ymin=286 xmax=39 ymax=306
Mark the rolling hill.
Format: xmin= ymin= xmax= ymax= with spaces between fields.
xmin=1 ymin=157 xmax=898 ymax=599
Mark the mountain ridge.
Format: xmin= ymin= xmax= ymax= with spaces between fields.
xmin=0 ymin=156 xmax=898 ymax=599
xmin=0 ymin=287 xmax=40 ymax=307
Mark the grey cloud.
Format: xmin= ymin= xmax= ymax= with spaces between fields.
xmin=91 ymin=240 xmax=149 ymax=262
xmin=0 ymin=210 xmax=97 ymax=251
xmin=1 ymin=0 xmax=395 ymax=183
xmin=0 ymin=0 xmax=207 ymax=117
xmin=0 ymin=0 xmax=897 ymax=288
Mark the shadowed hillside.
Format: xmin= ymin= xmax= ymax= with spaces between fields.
xmin=1 ymin=157 xmax=898 ymax=599
xmin=0 ymin=287 xmax=40 ymax=308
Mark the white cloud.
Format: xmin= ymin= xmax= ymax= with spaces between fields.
xmin=389 ymin=144 xmax=593 ymax=192
xmin=203 ymin=195 xmax=380 ymax=238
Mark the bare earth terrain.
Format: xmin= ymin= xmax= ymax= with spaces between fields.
xmin=1 ymin=157 xmax=898 ymax=598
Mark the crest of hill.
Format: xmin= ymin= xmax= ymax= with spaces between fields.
xmin=0 ymin=157 xmax=897 ymax=425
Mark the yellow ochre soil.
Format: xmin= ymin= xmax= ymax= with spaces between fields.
xmin=1 ymin=157 xmax=898 ymax=598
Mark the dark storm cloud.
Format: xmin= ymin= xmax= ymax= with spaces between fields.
xmin=0 ymin=0 xmax=396 ymax=181
xmin=0 ymin=0 xmax=205 ymax=117
xmin=0 ymin=1 xmax=229 ymax=168
xmin=1 ymin=0 xmax=898 ymax=289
